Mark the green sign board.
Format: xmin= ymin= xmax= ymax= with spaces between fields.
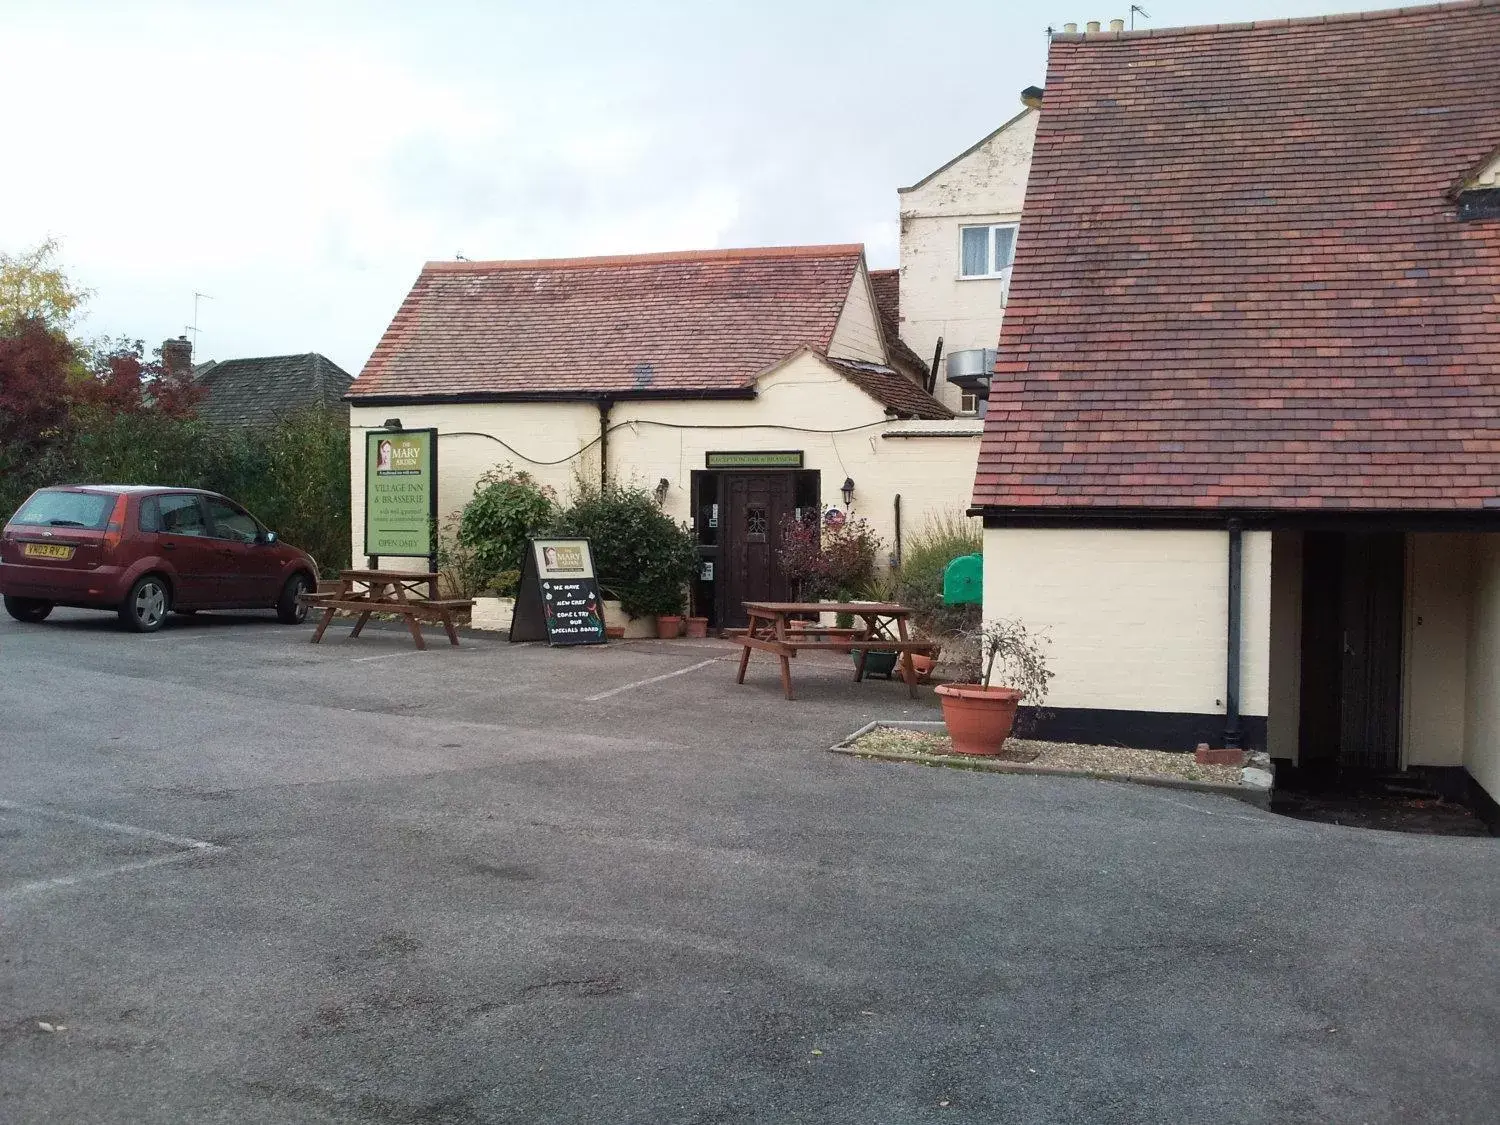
xmin=705 ymin=450 xmax=804 ymax=470
xmin=364 ymin=429 xmax=437 ymax=558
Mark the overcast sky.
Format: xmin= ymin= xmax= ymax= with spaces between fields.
xmin=4 ymin=0 xmax=1393 ymax=374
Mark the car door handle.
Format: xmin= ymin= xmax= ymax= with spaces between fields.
xmin=161 ymin=542 xmax=176 ymax=551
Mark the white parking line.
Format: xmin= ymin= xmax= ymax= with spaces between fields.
xmin=584 ymin=658 xmax=723 ymax=702
xmin=350 ymin=650 xmax=429 ymax=663
xmin=0 ymin=800 xmax=226 ymax=903
xmin=2 ymin=850 xmax=221 ymax=902
xmin=0 ymin=800 xmax=220 ymax=850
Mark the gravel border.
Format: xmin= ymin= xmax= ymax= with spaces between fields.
xmin=832 ymin=721 xmax=1274 ymax=808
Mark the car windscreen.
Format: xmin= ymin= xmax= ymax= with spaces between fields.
xmin=9 ymin=490 xmax=115 ymax=530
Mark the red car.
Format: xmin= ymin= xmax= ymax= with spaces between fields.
xmin=0 ymin=486 xmax=319 ymax=632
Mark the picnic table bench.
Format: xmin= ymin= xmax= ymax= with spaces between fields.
xmin=731 ymin=601 xmax=936 ymax=700
xmin=301 ymin=569 xmax=473 ymax=650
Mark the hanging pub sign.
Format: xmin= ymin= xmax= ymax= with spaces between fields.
xmin=364 ymin=429 xmax=437 ymax=559
xmin=509 ymin=538 xmax=608 ymax=645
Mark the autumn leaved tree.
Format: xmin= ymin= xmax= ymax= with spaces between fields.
xmin=0 ymin=238 xmax=90 ymax=332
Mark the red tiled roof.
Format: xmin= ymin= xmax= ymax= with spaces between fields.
xmin=351 ymin=245 xmax=864 ymax=401
xmin=868 ymin=268 xmax=933 ymax=384
xmin=974 ymin=0 xmax=1500 ymax=513
xmin=823 ymin=357 xmax=954 ymax=420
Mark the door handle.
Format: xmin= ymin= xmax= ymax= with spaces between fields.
xmin=161 ymin=542 xmax=176 ymax=551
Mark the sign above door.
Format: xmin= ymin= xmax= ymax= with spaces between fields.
xmin=705 ymin=450 xmax=804 ymax=470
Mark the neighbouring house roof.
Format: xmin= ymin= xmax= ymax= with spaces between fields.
xmin=867 ymin=268 xmax=932 ymax=384
xmin=194 ymin=353 xmax=353 ymax=428
xmin=351 ymin=245 xmax=876 ymax=403
xmin=823 ymin=356 xmax=954 ymax=420
xmin=974 ymin=0 xmax=1500 ymax=514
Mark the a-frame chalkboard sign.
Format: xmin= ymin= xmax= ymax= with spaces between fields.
xmin=508 ymin=538 xmax=608 ymax=645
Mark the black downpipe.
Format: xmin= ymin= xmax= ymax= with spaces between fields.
xmin=893 ymin=494 xmax=903 ymax=569
xmin=1225 ymin=519 xmax=1243 ymax=749
xmin=926 ymin=336 xmax=945 ymax=396
xmin=598 ymin=398 xmax=613 ymax=489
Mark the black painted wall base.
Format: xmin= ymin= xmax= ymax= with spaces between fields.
xmin=1018 ymin=706 xmax=1267 ymax=753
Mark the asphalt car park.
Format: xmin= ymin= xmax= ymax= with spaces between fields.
xmin=2 ymin=611 xmax=1497 ymax=1124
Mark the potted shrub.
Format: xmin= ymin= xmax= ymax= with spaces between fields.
xmin=684 ymin=616 xmax=710 ymax=638
xmin=935 ymin=619 xmax=1051 ymax=755
xmin=551 ymin=482 xmax=699 ymax=640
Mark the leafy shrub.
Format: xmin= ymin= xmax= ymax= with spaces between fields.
xmin=457 ymin=467 xmax=555 ymax=591
xmin=894 ymin=510 xmax=982 ymax=638
xmin=550 ymin=483 xmax=697 ymax=617
xmin=777 ymin=515 xmax=882 ymax=601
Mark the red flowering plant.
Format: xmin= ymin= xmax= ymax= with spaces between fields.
xmin=777 ymin=513 xmax=881 ymax=602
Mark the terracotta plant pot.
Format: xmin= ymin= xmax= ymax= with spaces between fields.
xmin=685 ymin=616 xmax=709 ymax=638
xmin=935 ymin=684 xmax=1025 ymax=755
xmin=605 ymin=625 xmax=626 ymax=639
xmin=909 ymin=651 xmax=940 ymax=684
xmin=656 ymin=614 xmax=684 ymax=638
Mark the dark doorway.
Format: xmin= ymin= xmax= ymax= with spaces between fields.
xmin=692 ymin=470 xmax=819 ymax=629
xmin=1298 ymin=532 xmax=1406 ymax=775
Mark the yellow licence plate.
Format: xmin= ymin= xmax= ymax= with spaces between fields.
xmin=23 ymin=542 xmax=75 ymax=560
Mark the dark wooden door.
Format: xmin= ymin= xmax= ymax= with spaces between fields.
xmin=1298 ymin=532 xmax=1405 ymax=774
xmin=1338 ymin=533 xmax=1405 ymax=772
xmin=719 ymin=474 xmax=795 ymax=629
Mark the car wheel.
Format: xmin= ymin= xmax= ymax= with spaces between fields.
xmin=120 ymin=576 xmax=169 ymax=633
xmin=4 ymin=595 xmax=54 ymax=623
xmin=277 ymin=573 xmax=311 ymax=624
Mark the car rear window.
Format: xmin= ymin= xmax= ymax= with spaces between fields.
xmin=9 ymin=490 xmax=115 ymax=530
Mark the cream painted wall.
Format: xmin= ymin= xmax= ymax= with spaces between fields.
xmin=898 ymin=109 xmax=1036 ymax=414
xmin=349 ymin=350 xmax=981 ymax=577
xmin=1463 ymin=535 xmax=1500 ymax=802
xmin=1402 ymin=534 xmax=1476 ymax=768
xmin=981 ymin=528 xmax=1271 ymax=719
xmin=1267 ymin=531 xmax=1303 ymax=762
xmin=827 ymin=261 xmax=889 ymax=364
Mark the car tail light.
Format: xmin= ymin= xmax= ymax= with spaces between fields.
xmin=101 ymin=494 xmax=129 ymax=558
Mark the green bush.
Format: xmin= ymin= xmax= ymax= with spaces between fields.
xmin=225 ymin=407 xmax=351 ymax=576
xmin=550 ymin=483 xmax=697 ymax=617
xmin=0 ymin=405 xmax=352 ymax=577
xmin=894 ymin=510 xmax=983 ymax=638
xmin=456 ymin=467 xmax=555 ymax=591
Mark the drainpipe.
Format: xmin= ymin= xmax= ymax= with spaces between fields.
xmin=926 ymin=336 xmax=945 ymax=396
xmin=597 ymin=398 xmax=613 ymax=490
xmin=1225 ymin=519 xmax=1243 ymax=750
xmin=893 ymin=494 xmax=903 ymax=568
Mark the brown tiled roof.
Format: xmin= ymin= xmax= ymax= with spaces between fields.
xmin=351 ymin=245 xmax=865 ymax=402
xmin=974 ymin=1 xmax=1500 ymax=513
xmin=867 ymin=268 xmax=933 ymax=384
xmin=823 ymin=357 xmax=954 ymax=420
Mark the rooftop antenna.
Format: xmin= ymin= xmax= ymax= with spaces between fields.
xmin=1129 ymin=4 xmax=1149 ymax=29
xmin=455 ymin=251 xmax=469 ymax=261
xmin=190 ymin=291 xmax=213 ymax=352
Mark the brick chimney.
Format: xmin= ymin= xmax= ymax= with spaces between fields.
xmin=161 ymin=335 xmax=192 ymax=381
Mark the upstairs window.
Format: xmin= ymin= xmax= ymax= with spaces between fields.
xmin=959 ymin=223 xmax=1017 ymax=279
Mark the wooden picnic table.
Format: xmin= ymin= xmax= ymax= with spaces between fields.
xmin=302 ymin=569 xmax=473 ymax=650
xmin=731 ymin=601 xmax=935 ymax=700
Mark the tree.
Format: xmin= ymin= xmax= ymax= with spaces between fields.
xmin=0 ymin=239 xmax=90 ymax=331
xmin=73 ymin=338 xmax=202 ymax=419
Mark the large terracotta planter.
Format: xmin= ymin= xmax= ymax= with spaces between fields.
xmin=656 ymin=614 xmax=684 ymax=638
xmin=935 ymin=684 xmax=1024 ymax=756
xmin=685 ymin=616 xmax=709 ymax=638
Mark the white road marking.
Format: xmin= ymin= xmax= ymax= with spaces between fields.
xmin=1 ymin=849 xmax=221 ymax=902
xmin=0 ymin=800 xmax=226 ymax=903
xmin=350 ymin=650 xmax=430 ymax=663
xmin=584 ymin=658 xmax=724 ymax=702
xmin=0 ymin=800 xmax=220 ymax=850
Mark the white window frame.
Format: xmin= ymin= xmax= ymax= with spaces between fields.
xmin=958 ymin=222 xmax=1018 ymax=280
